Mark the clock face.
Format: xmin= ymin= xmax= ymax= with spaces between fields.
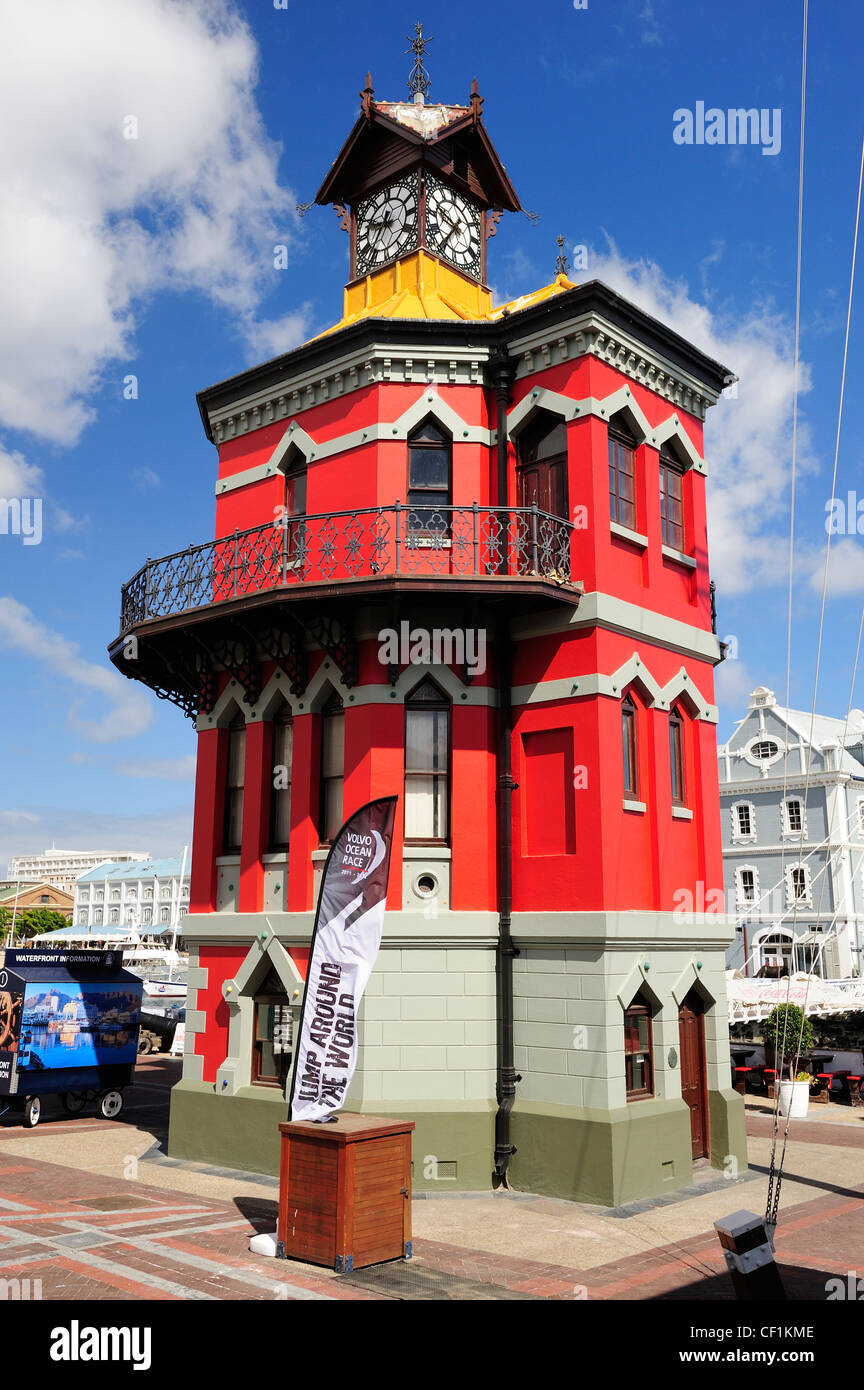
xmin=425 ymin=177 xmax=482 ymax=279
xmin=354 ymin=177 xmax=418 ymax=275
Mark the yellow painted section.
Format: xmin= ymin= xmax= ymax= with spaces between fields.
xmin=313 ymin=254 xmax=578 ymax=340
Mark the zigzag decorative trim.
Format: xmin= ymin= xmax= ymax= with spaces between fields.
xmin=215 ymin=385 xmax=707 ymax=497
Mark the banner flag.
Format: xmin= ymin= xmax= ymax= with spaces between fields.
xmin=288 ymin=795 xmax=398 ymax=1123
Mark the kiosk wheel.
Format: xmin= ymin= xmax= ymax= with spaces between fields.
xmin=22 ymin=1096 xmax=41 ymax=1128
xmin=99 ymin=1089 xmax=124 ymax=1120
xmin=62 ymin=1093 xmax=86 ymax=1115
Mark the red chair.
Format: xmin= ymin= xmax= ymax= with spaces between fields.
xmin=813 ymin=1073 xmax=832 ymax=1104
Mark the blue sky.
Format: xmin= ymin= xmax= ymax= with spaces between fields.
xmin=0 ymin=0 xmax=862 ymax=869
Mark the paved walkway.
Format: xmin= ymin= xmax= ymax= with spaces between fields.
xmin=0 ymin=1059 xmax=861 ymax=1301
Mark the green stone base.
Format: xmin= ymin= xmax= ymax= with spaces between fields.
xmin=168 ymin=1083 xmax=746 ymax=1205
xmin=509 ymin=1090 xmax=747 ymax=1206
xmin=167 ymin=1082 xmax=496 ymax=1190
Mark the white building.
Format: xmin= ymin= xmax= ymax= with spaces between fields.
xmin=73 ymin=856 xmax=189 ymax=935
xmin=7 ymin=847 xmax=149 ymax=894
xmin=718 ymin=687 xmax=864 ymax=979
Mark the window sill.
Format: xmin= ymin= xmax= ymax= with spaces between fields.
xmin=661 ymin=544 xmax=697 ymax=570
xmin=672 ymin=806 xmax=693 ymax=820
xmin=215 ymin=854 xmax=241 ymax=866
xmin=262 ymin=851 xmax=289 ymax=865
xmin=623 ymin=798 xmax=646 ymax=813
xmin=731 ymin=835 xmax=757 ymax=845
xmin=610 ymin=521 xmax=648 ymax=549
xmin=403 ymin=843 xmax=452 ymax=859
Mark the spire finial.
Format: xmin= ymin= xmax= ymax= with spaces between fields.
xmin=406 ymin=21 xmax=432 ymax=102
xmin=361 ymin=71 xmax=374 ymax=118
xmin=554 ymin=235 xmax=570 ymax=276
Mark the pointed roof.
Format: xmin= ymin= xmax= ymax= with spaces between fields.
xmin=315 ymin=83 xmax=520 ymax=212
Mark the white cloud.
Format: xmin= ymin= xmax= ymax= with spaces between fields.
xmin=588 ymin=242 xmax=813 ymax=596
xmin=115 ymin=755 xmax=196 ymax=781
xmin=0 ymin=810 xmax=40 ymax=826
xmin=0 ymin=596 xmax=152 ymax=742
xmin=0 ymin=0 xmax=299 ymax=446
xmin=806 ymin=537 xmax=864 ymax=596
xmin=0 ymin=805 xmax=192 ymax=872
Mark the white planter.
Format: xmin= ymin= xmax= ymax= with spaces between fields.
xmin=777 ymin=1079 xmax=810 ymax=1119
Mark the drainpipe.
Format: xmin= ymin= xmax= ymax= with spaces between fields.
xmin=490 ymin=348 xmax=520 ymax=1185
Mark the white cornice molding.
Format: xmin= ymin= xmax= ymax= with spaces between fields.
xmin=203 ymin=308 xmax=721 ymax=449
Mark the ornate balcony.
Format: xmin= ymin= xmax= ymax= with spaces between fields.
xmin=112 ymin=503 xmax=580 ymax=719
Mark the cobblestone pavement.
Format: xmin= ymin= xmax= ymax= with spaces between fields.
xmin=0 ymin=1059 xmax=861 ymax=1301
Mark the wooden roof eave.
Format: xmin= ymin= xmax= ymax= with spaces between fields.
xmin=315 ymin=109 xmax=426 ymax=205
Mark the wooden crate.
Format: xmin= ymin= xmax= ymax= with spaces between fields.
xmin=277 ymin=1113 xmax=415 ymax=1272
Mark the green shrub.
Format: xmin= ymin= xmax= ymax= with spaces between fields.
xmin=764 ymin=1003 xmax=815 ymax=1080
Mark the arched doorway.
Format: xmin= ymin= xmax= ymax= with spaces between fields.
xmin=678 ymin=988 xmax=708 ymax=1160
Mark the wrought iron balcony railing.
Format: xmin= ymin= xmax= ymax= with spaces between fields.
xmin=120 ymin=502 xmax=575 ymax=631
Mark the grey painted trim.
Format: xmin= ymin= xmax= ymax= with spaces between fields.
xmin=623 ymin=799 xmax=647 ymax=813
xmin=511 ymin=910 xmax=736 ymax=948
xmin=611 ymin=521 xmax=648 ymax=547
xmin=510 ymin=592 xmax=722 ymax=664
xmin=506 ymin=310 xmax=720 ymax=422
xmin=662 ymin=545 xmax=697 ymax=570
xmin=672 ymin=806 xmax=694 ymax=820
xmin=511 ymin=652 xmax=718 ymax=722
xmin=208 ymin=344 xmax=492 ymax=444
xmin=181 ymin=908 xmax=500 ymax=943
xmin=215 ymin=390 xmax=494 ymax=496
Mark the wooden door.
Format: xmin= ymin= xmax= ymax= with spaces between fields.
xmin=679 ymin=990 xmax=709 ymax=1159
xmin=517 ymin=458 xmax=568 ymax=519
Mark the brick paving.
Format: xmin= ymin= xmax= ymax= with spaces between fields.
xmin=0 ymin=1059 xmax=862 ymax=1301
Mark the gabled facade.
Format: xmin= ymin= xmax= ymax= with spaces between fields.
xmin=109 ymin=69 xmax=745 ymax=1205
xmin=719 ymin=686 xmax=864 ymax=979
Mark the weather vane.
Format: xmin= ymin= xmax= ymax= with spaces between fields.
xmin=555 ymin=235 xmax=570 ymax=275
xmin=406 ymin=21 xmax=432 ymax=100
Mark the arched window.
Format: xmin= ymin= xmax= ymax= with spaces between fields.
xmin=252 ymin=964 xmax=293 ymax=1089
xmin=407 ymin=419 xmax=451 ymax=535
xmin=280 ymin=445 xmax=307 ymax=560
xmin=669 ymin=705 xmax=686 ymax=806
xmin=621 ymin=693 xmax=638 ymax=797
xmin=516 ymin=411 xmax=568 ymax=519
xmin=319 ymin=691 xmax=345 ymax=845
xmin=269 ymin=705 xmax=293 ymax=850
xmin=223 ymin=713 xmax=246 ymax=854
xmin=405 ymin=678 xmax=450 ymax=843
xmin=608 ymin=413 xmax=638 ymax=530
xmin=624 ymin=992 xmax=654 ymax=1099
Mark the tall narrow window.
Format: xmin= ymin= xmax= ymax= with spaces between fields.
xmin=223 ymin=714 xmax=246 ymax=854
xmin=405 ymin=679 xmax=449 ymax=842
xmin=319 ymin=692 xmax=344 ymax=844
xmin=669 ymin=706 xmax=686 ymax=806
xmin=269 ymin=706 xmax=293 ymax=850
xmin=516 ymin=412 xmax=569 ymax=519
xmin=790 ymin=866 xmax=809 ymax=902
xmin=738 ymin=868 xmax=756 ymax=905
xmin=734 ymin=803 xmax=754 ymax=838
xmin=608 ymin=421 xmax=637 ymax=529
xmin=621 ymin=694 xmax=638 ymax=797
xmin=784 ymin=798 xmax=803 ymax=833
xmin=407 ymin=419 xmax=451 ymax=535
xmin=659 ymin=453 xmax=685 ymax=550
xmin=282 ymin=451 xmax=307 ymax=560
xmin=624 ymin=994 xmax=654 ymax=1099
xmin=252 ymin=966 xmax=293 ymax=1089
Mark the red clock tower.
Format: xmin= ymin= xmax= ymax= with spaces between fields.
xmin=111 ymin=53 xmax=745 ymax=1205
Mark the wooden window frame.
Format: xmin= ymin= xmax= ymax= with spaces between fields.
xmin=281 ymin=452 xmax=307 ymax=561
xmin=624 ymin=995 xmax=654 ymax=1100
xmin=659 ymin=452 xmax=686 ymax=551
xmin=222 ymin=714 xmax=246 ymax=855
xmin=669 ymin=705 xmax=686 ymax=807
xmin=608 ymin=428 xmax=637 ymax=530
xmin=404 ymin=680 xmax=451 ymax=846
xmin=268 ymin=706 xmax=293 ymax=852
xmin=621 ymin=693 xmax=638 ymax=798
xmin=252 ymin=988 xmax=293 ymax=1089
xmin=407 ymin=419 xmax=451 ymax=536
